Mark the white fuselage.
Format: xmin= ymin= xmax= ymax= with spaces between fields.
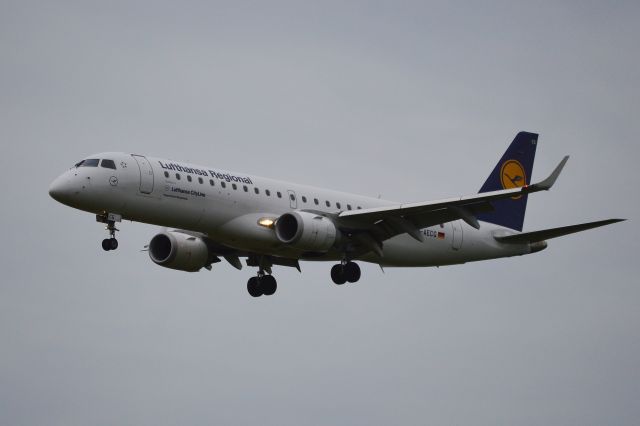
xmin=49 ymin=152 xmax=531 ymax=267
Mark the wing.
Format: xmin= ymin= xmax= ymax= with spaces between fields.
xmin=333 ymin=156 xmax=569 ymax=252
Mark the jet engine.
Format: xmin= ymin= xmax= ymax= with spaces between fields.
xmin=274 ymin=211 xmax=339 ymax=252
xmin=148 ymin=231 xmax=210 ymax=272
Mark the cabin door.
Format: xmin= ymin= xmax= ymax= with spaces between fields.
xmin=132 ymin=155 xmax=154 ymax=194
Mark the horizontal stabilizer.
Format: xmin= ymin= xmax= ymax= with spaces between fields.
xmin=495 ymin=218 xmax=626 ymax=244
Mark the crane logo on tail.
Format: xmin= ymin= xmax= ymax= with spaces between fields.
xmin=500 ymin=160 xmax=526 ymax=199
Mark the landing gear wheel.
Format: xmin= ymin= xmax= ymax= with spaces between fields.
xmin=344 ymin=262 xmax=361 ymax=283
xmin=98 ymin=214 xmax=121 ymax=252
xmin=247 ymin=277 xmax=262 ymax=298
xmin=331 ymin=264 xmax=347 ymax=285
xmin=261 ymin=275 xmax=277 ymax=296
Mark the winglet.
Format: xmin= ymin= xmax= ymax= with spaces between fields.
xmin=528 ymin=155 xmax=569 ymax=192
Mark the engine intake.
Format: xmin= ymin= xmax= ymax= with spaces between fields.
xmin=148 ymin=231 xmax=209 ymax=272
xmin=275 ymin=211 xmax=339 ymax=252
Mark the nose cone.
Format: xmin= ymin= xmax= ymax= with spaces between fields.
xmin=49 ymin=174 xmax=74 ymax=204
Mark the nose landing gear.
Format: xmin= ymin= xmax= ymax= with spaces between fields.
xmin=101 ymin=237 xmax=118 ymax=251
xmin=97 ymin=213 xmax=121 ymax=251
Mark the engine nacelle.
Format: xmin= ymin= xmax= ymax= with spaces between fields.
xmin=148 ymin=231 xmax=209 ymax=272
xmin=274 ymin=211 xmax=339 ymax=252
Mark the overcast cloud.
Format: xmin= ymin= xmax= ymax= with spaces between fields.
xmin=1 ymin=1 xmax=639 ymax=425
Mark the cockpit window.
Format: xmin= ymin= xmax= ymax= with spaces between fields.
xmin=101 ymin=159 xmax=116 ymax=170
xmin=75 ymin=159 xmax=99 ymax=167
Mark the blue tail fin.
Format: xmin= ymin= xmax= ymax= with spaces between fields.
xmin=475 ymin=131 xmax=538 ymax=231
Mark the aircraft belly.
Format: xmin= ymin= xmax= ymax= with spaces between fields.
xmin=371 ymin=234 xmax=467 ymax=267
xmin=210 ymin=213 xmax=279 ymax=247
xmin=363 ymin=224 xmax=529 ymax=267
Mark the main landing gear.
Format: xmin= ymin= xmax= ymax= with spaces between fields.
xmin=245 ymin=255 xmax=280 ymax=298
xmin=97 ymin=213 xmax=121 ymax=251
xmin=331 ymin=261 xmax=361 ymax=285
xmin=247 ymin=273 xmax=277 ymax=298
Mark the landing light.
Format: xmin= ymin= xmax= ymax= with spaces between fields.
xmin=258 ymin=217 xmax=276 ymax=228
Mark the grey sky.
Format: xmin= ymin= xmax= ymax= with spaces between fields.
xmin=1 ymin=1 xmax=639 ymax=425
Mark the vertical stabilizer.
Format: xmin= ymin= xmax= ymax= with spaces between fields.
xmin=476 ymin=131 xmax=538 ymax=231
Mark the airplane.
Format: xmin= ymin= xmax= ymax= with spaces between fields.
xmin=48 ymin=132 xmax=624 ymax=297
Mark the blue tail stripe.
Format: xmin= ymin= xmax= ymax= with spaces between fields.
xmin=476 ymin=131 xmax=538 ymax=231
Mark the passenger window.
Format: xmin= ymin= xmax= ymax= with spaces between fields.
xmin=243 ymin=185 xmax=248 ymax=192
xmin=209 ymin=179 xmax=215 ymax=186
xmin=357 ymin=206 xmax=362 ymax=210
xmin=187 ymin=175 xmax=192 ymax=182
xmin=347 ymin=204 xmax=352 ymax=210
xmin=198 ymin=177 xmax=203 ymax=184
xmin=265 ymin=189 xmax=271 ymax=196
xmin=254 ymin=188 xmax=259 ymax=194
xmin=290 ymin=194 xmax=296 ymax=201
xmin=164 ymin=171 xmax=169 ymax=178
xmin=325 ymin=201 xmax=331 ymax=207
xmin=232 ymin=183 xmax=237 ymax=190
xmin=277 ymin=192 xmax=282 ymax=198
xmin=302 ymin=196 xmax=307 ymax=203
xmin=336 ymin=202 xmax=341 ymax=209
xmin=101 ymin=159 xmax=116 ymax=170
xmin=221 ymin=182 xmax=226 ymax=188
xmin=314 ymin=198 xmax=319 ymax=205
xmin=176 ymin=173 xmax=181 ymax=180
